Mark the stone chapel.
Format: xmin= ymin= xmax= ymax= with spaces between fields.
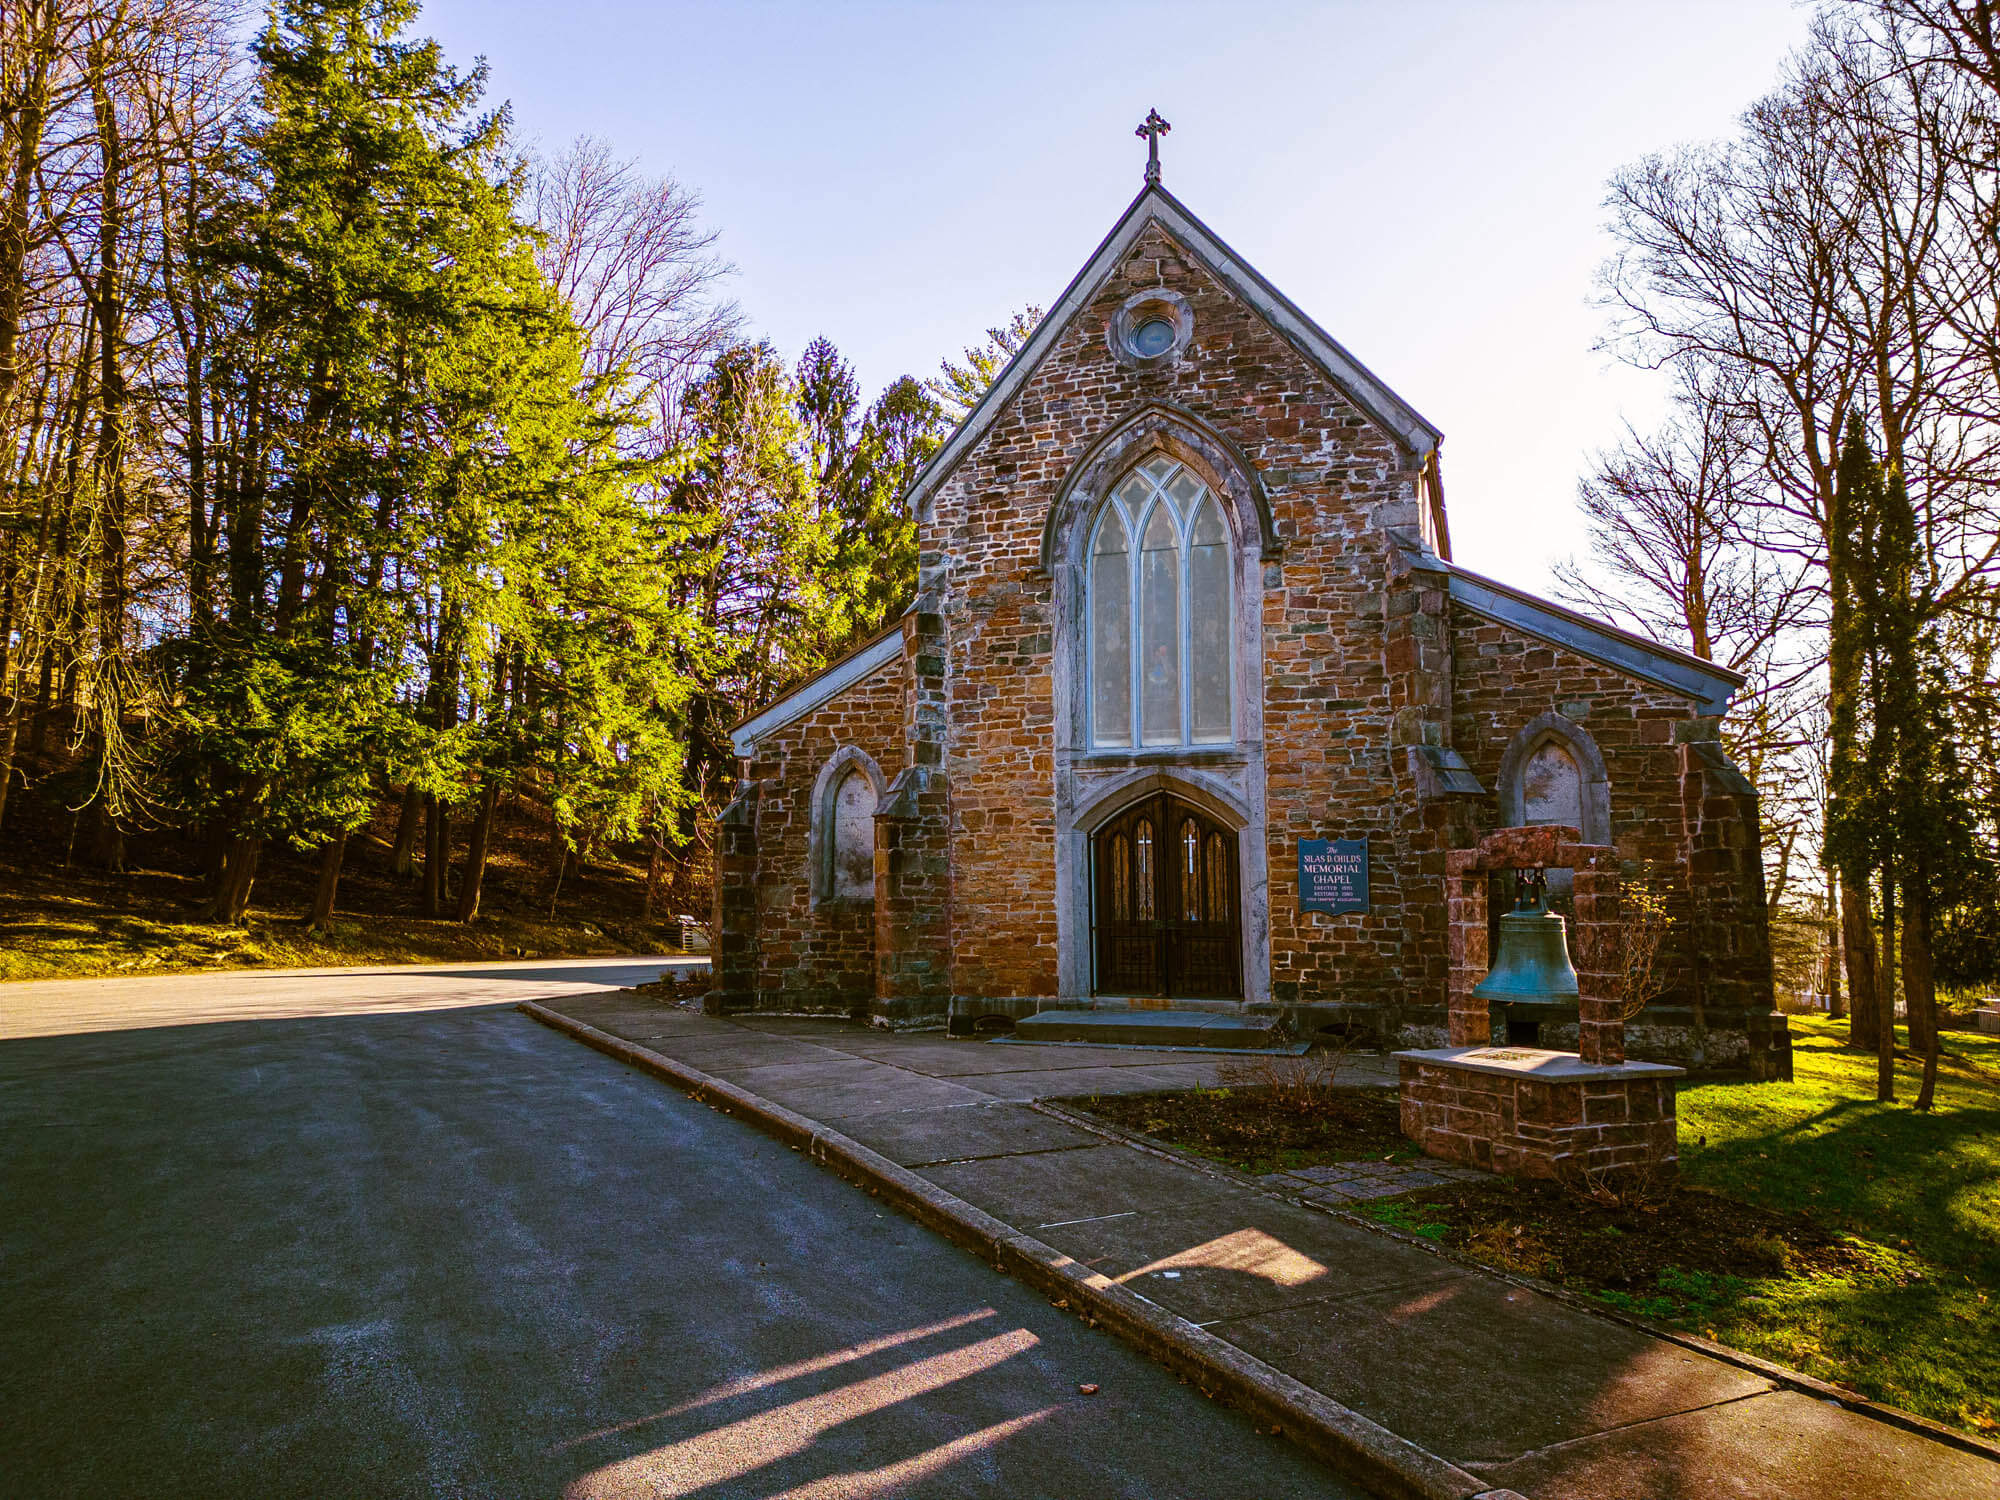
xmin=711 ymin=141 xmax=1783 ymax=1076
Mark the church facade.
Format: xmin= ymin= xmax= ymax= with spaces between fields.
xmin=712 ymin=170 xmax=1780 ymax=1072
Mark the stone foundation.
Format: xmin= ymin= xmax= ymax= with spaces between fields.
xmin=1397 ymin=1047 xmax=1682 ymax=1185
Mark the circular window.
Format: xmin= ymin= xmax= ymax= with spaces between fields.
xmin=1130 ymin=317 xmax=1175 ymax=358
xmin=1109 ymin=290 xmax=1191 ymax=365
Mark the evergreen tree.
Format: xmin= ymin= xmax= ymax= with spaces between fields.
xmin=1826 ymin=415 xmax=1891 ymax=1095
xmin=165 ymin=0 xmax=700 ymax=927
xmin=926 ymin=306 xmax=1040 ymax=424
xmin=1874 ymin=463 xmax=1979 ymax=1110
xmin=172 ymin=0 xmax=520 ymax=920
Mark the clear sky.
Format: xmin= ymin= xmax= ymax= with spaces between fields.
xmin=417 ymin=0 xmax=1815 ymax=594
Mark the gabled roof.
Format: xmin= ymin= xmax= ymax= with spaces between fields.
xmin=730 ymin=624 xmax=903 ymax=758
xmin=1439 ymin=558 xmax=1746 ymax=715
xmin=908 ymin=183 xmax=1443 ymax=522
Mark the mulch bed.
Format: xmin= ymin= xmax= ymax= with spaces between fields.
xmin=1077 ymin=1083 xmax=1885 ymax=1309
xmin=1081 ymin=1082 xmax=1407 ymax=1169
xmin=1397 ymin=1176 xmax=1878 ymax=1291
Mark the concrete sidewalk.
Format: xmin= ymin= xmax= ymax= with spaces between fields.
xmin=535 ymin=993 xmax=1999 ymax=1500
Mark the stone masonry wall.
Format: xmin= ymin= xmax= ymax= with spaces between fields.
xmin=741 ymin=656 xmax=906 ymax=1013
xmin=1398 ymin=1056 xmax=1680 ymax=1183
xmin=927 ymin=220 xmax=1429 ymax=1005
xmin=1450 ymin=607 xmax=1764 ymax=1014
xmin=1450 ymin=606 xmax=1698 ymax=866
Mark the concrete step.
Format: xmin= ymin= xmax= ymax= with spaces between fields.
xmin=1004 ymin=1008 xmax=1300 ymax=1052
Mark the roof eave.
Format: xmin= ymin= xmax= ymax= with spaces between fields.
xmin=1443 ymin=564 xmax=1745 ymax=714
xmin=729 ymin=627 xmax=905 ymax=758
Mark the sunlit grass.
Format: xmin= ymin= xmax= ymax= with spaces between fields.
xmin=1676 ymin=1019 xmax=2000 ymax=1433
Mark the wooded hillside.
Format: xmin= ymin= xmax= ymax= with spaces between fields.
xmin=0 ymin=0 xmax=1033 ymax=955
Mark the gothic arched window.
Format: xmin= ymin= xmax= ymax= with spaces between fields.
xmin=828 ymin=768 xmax=877 ymax=901
xmin=1520 ymin=737 xmax=1583 ymax=831
xmin=1089 ymin=457 xmax=1233 ymax=748
xmin=810 ymin=746 xmax=884 ymax=906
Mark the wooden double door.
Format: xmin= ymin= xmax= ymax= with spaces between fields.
xmin=1092 ymin=793 xmax=1242 ymax=999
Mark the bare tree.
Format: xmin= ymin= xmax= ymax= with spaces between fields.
xmin=528 ymin=134 xmax=737 ymax=447
xmin=1595 ymin=14 xmax=2000 ymax=1059
xmin=0 ymin=0 xmax=241 ymax=840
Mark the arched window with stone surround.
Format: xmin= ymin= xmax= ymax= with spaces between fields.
xmin=1521 ymin=738 xmax=1583 ymax=830
xmin=1498 ymin=712 xmax=1611 ymax=847
xmin=810 ymin=747 xmax=885 ymax=906
xmin=1088 ymin=456 xmax=1234 ymax=748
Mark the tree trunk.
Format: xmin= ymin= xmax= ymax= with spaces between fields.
xmin=1906 ymin=878 xmax=1939 ymax=1112
xmin=308 ymin=832 xmax=347 ymax=932
xmin=0 ymin=2 xmax=54 ymax=414
xmin=1841 ymin=873 xmax=1883 ymax=1058
xmin=456 ymin=784 xmax=498 ymax=923
xmin=205 ymin=835 xmax=261 ymax=924
xmin=645 ymin=829 xmax=666 ymax=922
xmin=1881 ymin=872 xmax=1898 ymax=1032
xmin=390 ymin=782 xmax=421 ymax=876
xmin=1877 ymin=965 xmax=1898 ymax=1105
xmin=86 ymin=796 xmax=124 ymax=873
xmin=28 ymin=651 xmax=53 ymax=754
xmin=421 ymin=795 xmax=450 ymax=918
xmin=1824 ymin=883 xmax=1845 ymax=1018
xmin=0 ymin=699 xmax=18 ymax=830
xmin=547 ymin=831 xmax=568 ymax=919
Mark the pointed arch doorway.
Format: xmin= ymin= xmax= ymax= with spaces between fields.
xmin=1092 ymin=792 xmax=1242 ymax=999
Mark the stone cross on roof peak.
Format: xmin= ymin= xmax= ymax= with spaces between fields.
xmin=1135 ymin=109 xmax=1170 ymax=186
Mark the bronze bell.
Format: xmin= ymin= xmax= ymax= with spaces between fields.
xmin=1473 ymin=868 xmax=1580 ymax=1008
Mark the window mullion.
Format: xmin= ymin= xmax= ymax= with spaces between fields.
xmin=1128 ymin=541 xmax=1141 ymax=748
xmin=1179 ymin=523 xmax=1192 ymax=745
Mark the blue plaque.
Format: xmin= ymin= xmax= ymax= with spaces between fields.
xmin=1299 ymin=838 xmax=1369 ymax=914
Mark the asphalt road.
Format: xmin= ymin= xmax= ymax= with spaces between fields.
xmin=0 ymin=959 xmax=1359 ymax=1498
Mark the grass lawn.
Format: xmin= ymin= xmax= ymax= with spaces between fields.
xmin=1673 ymin=1018 xmax=2000 ymax=1434
xmin=1078 ymin=1020 xmax=2000 ymax=1436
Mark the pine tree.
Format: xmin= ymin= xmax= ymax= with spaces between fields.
xmin=1875 ymin=462 xmax=1978 ymax=1110
xmin=1826 ymin=416 xmax=1891 ymax=1097
xmin=172 ymin=0 xmax=514 ymax=921
xmin=926 ymin=306 xmax=1040 ymax=424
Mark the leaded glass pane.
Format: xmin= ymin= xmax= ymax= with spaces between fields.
xmin=1132 ymin=318 xmax=1174 ymax=357
xmin=1205 ymin=832 xmax=1230 ymax=921
xmin=1091 ymin=512 xmax=1132 ymax=745
xmin=1140 ymin=455 xmax=1174 ymax=485
xmin=1135 ymin=820 xmax=1155 ymax=920
xmin=1168 ymin=469 xmax=1203 ymax=514
xmin=1140 ymin=504 xmax=1181 ymax=745
xmin=1189 ymin=499 xmax=1231 ymax=743
xmin=1113 ymin=471 xmax=1151 ymax=509
xmin=1190 ymin=499 xmax=1226 ymax=546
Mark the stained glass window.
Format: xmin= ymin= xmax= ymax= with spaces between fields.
xmin=1182 ymin=820 xmax=1202 ymax=920
xmin=1205 ymin=832 xmax=1230 ymax=921
xmin=1087 ymin=459 xmax=1234 ymax=749
xmin=1111 ymin=834 xmax=1132 ymax=921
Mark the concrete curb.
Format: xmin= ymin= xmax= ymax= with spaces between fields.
xmin=518 ymin=1001 xmax=1524 ymax=1500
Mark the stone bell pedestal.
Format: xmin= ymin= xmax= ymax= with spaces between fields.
xmin=1397 ymin=824 xmax=1684 ymax=1187
xmin=1395 ymin=1046 xmax=1683 ymax=1184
